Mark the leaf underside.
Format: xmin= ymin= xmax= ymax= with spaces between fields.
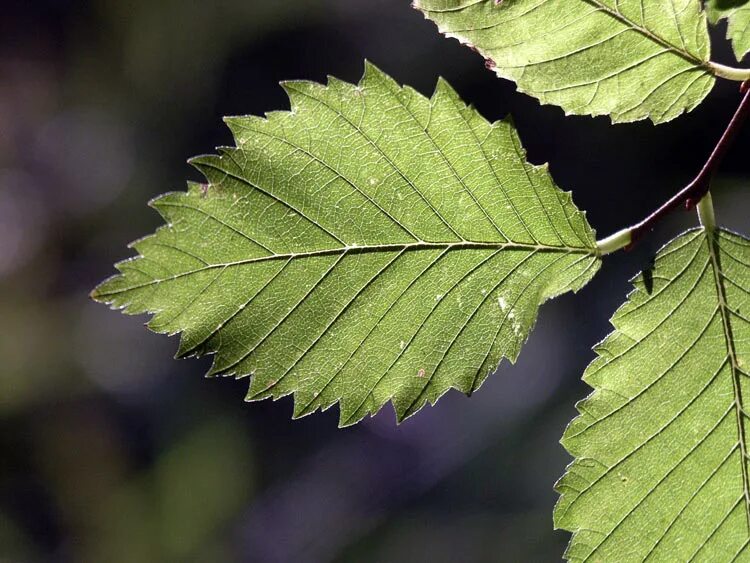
xmin=92 ymin=63 xmax=600 ymax=426
xmin=707 ymin=0 xmax=750 ymax=60
xmin=414 ymin=0 xmax=715 ymax=123
xmin=556 ymin=228 xmax=750 ymax=561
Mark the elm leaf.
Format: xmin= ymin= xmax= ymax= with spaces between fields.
xmin=414 ymin=0 xmax=716 ymax=123
xmin=707 ymin=0 xmax=750 ymax=61
xmin=556 ymin=227 xmax=750 ymax=561
xmin=92 ymin=63 xmax=600 ymax=426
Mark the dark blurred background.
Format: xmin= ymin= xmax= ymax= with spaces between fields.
xmin=1 ymin=2 xmax=748 ymax=562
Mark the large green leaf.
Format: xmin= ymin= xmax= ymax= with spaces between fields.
xmin=92 ymin=63 xmax=600 ymax=426
xmin=707 ymin=0 xmax=750 ymax=61
xmin=414 ymin=0 xmax=715 ymax=123
xmin=556 ymin=227 xmax=750 ymax=561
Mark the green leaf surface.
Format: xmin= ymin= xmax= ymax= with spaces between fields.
xmin=707 ymin=0 xmax=750 ymax=61
xmin=556 ymin=227 xmax=750 ymax=561
xmin=414 ymin=0 xmax=715 ymax=123
xmin=92 ymin=63 xmax=600 ymax=426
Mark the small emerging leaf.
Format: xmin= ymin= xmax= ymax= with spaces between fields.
xmin=414 ymin=0 xmax=715 ymax=123
xmin=707 ymin=0 xmax=750 ymax=61
xmin=557 ymin=228 xmax=750 ymax=561
xmin=92 ymin=63 xmax=600 ymax=426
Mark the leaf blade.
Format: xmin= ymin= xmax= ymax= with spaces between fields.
xmin=707 ymin=0 xmax=750 ymax=61
xmin=556 ymin=228 xmax=750 ymax=561
xmin=92 ymin=63 xmax=600 ymax=426
xmin=414 ymin=0 xmax=715 ymax=123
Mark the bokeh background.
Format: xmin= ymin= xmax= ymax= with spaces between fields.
xmin=2 ymin=2 xmax=749 ymax=562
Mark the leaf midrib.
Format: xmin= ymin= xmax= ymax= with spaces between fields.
xmin=95 ymin=240 xmax=596 ymax=297
xmin=705 ymin=229 xmax=750 ymax=532
xmin=579 ymin=0 xmax=707 ymax=69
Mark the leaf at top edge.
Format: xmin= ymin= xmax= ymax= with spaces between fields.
xmin=556 ymin=227 xmax=750 ymax=561
xmin=91 ymin=62 xmax=600 ymax=427
xmin=707 ymin=0 xmax=750 ymax=61
xmin=414 ymin=0 xmax=715 ymax=124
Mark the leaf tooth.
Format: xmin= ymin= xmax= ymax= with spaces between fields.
xmin=361 ymin=59 xmax=401 ymax=94
xmin=324 ymin=74 xmax=354 ymax=94
xmin=279 ymin=79 xmax=325 ymax=114
xmin=223 ymin=114 xmax=266 ymax=142
xmin=433 ymin=75 xmax=462 ymax=104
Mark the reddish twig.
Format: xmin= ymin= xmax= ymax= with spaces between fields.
xmin=625 ymin=82 xmax=750 ymax=249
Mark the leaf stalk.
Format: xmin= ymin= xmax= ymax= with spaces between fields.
xmin=697 ymin=193 xmax=716 ymax=231
xmin=596 ymin=228 xmax=632 ymax=256
xmin=709 ymin=62 xmax=750 ymax=82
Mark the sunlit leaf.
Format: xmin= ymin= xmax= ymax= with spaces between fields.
xmin=92 ymin=63 xmax=600 ymax=426
xmin=556 ymin=228 xmax=750 ymax=561
xmin=707 ymin=0 xmax=750 ymax=61
xmin=414 ymin=0 xmax=715 ymax=123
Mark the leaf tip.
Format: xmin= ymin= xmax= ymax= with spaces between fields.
xmin=89 ymin=274 xmax=120 ymax=304
xmin=89 ymin=284 xmax=103 ymax=302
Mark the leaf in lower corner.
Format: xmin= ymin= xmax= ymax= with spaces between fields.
xmin=92 ymin=62 xmax=600 ymax=426
xmin=414 ymin=0 xmax=715 ymax=123
xmin=556 ymin=228 xmax=750 ymax=561
xmin=706 ymin=0 xmax=750 ymax=61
